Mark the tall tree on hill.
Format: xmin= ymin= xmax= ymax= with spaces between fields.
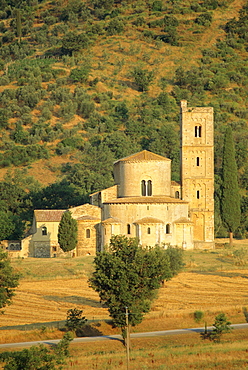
xmin=58 ymin=211 xmax=78 ymax=253
xmin=221 ymin=126 xmax=240 ymax=246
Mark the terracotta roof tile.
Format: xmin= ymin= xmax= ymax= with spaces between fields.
xmin=171 ymin=181 xmax=181 ymax=186
xmin=77 ymin=215 xmax=100 ymax=221
xmin=104 ymin=196 xmax=188 ymax=204
xmin=34 ymin=210 xmax=65 ymax=222
xmin=102 ymin=217 xmax=122 ymax=224
xmin=134 ymin=217 xmax=164 ymax=224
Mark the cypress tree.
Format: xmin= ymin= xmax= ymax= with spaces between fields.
xmin=58 ymin=211 xmax=78 ymax=253
xmin=16 ymin=9 xmax=22 ymax=43
xmin=221 ymin=126 xmax=240 ymax=246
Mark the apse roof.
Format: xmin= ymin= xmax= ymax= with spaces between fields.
xmin=174 ymin=217 xmax=193 ymax=224
xmin=134 ymin=217 xmax=164 ymax=224
xmin=114 ymin=150 xmax=170 ymax=164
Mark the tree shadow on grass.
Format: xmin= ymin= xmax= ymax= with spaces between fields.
xmin=43 ymin=295 xmax=102 ymax=308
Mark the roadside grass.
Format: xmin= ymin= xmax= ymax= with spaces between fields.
xmin=57 ymin=330 xmax=248 ymax=369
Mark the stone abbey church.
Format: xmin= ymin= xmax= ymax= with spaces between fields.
xmin=11 ymin=101 xmax=214 ymax=258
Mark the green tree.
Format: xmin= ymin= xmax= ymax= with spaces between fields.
xmin=221 ymin=127 xmax=241 ymax=246
xmin=62 ymin=32 xmax=90 ymax=55
xmin=58 ymin=211 xmax=78 ymax=253
xmin=89 ymin=236 xmax=183 ymax=341
xmin=65 ymin=308 xmax=87 ymax=334
xmin=131 ymin=67 xmax=154 ymax=92
xmin=0 ymin=210 xmax=15 ymax=240
xmin=209 ymin=313 xmax=232 ymax=342
xmin=0 ymin=248 xmax=19 ymax=312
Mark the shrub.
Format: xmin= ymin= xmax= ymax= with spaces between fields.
xmin=106 ymin=18 xmax=125 ymax=35
xmin=195 ymin=12 xmax=213 ymax=27
xmin=152 ymin=0 xmax=163 ymax=11
xmin=164 ymin=15 xmax=179 ymax=30
xmin=69 ymin=66 xmax=90 ymax=83
xmin=62 ymin=32 xmax=90 ymax=55
xmin=194 ymin=310 xmax=204 ymax=323
xmin=131 ymin=67 xmax=154 ymax=92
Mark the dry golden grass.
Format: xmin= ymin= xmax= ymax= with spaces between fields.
xmin=62 ymin=329 xmax=248 ymax=370
xmin=1 ymin=244 xmax=247 ymax=345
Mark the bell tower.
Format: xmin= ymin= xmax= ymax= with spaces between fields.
xmin=180 ymin=100 xmax=214 ymax=248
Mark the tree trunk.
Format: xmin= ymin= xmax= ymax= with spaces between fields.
xmin=229 ymin=231 xmax=233 ymax=247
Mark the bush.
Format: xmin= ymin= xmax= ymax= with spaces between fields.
xmin=69 ymin=66 xmax=90 ymax=83
xmin=152 ymin=0 xmax=163 ymax=11
xmin=195 ymin=12 xmax=213 ymax=27
xmin=131 ymin=66 xmax=154 ymax=92
xmin=164 ymin=15 xmax=179 ymax=30
xmin=62 ymin=32 xmax=90 ymax=55
xmin=194 ymin=310 xmax=204 ymax=323
xmin=106 ymin=18 xmax=125 ymax=35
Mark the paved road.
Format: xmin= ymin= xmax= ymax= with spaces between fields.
xmin=0 ymin=323 xmax=247 ymax=350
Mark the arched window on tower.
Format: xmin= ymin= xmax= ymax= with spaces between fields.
xmin=166 ymin=224 xmax=170 ymax=234
xmin=147 ymin=180 xmax=152 ymax=196
xmin=141 ymin=180 xmax=146 ymax=196
xmin=86 ymin=229 xmax=91 ymax=238
xmin=42 ymin=226 xmax=47 ymax=236
xmin=175 ymin=191 xmax=179 ymax=199
xmin=196 ymin=190 xmax=200 ymax=199
xmin=195 ymin=126 xmax=202 ymax=138
xmin=147 ymin=227 xmax=151 ymax=234
xmin=127 ymin=224 xmax=131 ymax=235
xmin=196 ymin=157 xmax=200 ymax=166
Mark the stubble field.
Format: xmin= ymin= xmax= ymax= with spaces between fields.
xmin=1 ymin=241 xmax=248 ymax=345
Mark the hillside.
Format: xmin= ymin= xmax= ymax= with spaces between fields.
xmin=0 ymin=0 xmax=248 ymax=239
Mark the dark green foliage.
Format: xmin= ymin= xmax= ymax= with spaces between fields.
xmin=62 ymin=32 xmax=90 ymax=55
xmin=0 ymin=248 xmax=19 ymax=310
xmin=69 ymin=66 xmax=90 ymax=83
xmin=102 ymin=131 xmax=140 ymax=160
xmin=58 ymin=211 xmax=78 ymax=253
xmin=89 ymin=236 xmax=183 ymax=337
xmin=131 ymin=67 xmax=154 ymax=92
xmin=194 ymin=310 xmax=204 ymax=323
xmin=0 ymin=109 xmax=8 ymax=129
xmin=0 ymin=332 xmax=73 ymax=370
xmin=65 ymin=308 xmax=87 ymax=334
xmin=30 ymin=180 xmax=83 ymax=210
xmin=0 ymin=210 xmax=15 ymax=240
xmin=90 ymin=0 xmax=114 ymax=11
xmin=195 ymin=12 xmax=213 ymax=27
xmin=221 ymin=127 xmax=241 ymax=239
xmin=203 ymin=313 xmax=232 ymax=342
xmin=164 ymin=15 xmax=179 ymax=30
xmin=0 ymin=144 xmax=49 ymax=167
xmin=106 ymin=18 xmax=125 ymax=36
xmin=151 ymin=1 xmax=163 ymax=12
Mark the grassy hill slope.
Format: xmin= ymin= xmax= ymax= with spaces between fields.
xmin=0 ymin=0 xmax=248 ymax=238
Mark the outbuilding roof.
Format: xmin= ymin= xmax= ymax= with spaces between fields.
xmin=34 ymin=210 xmax=65 ymax=222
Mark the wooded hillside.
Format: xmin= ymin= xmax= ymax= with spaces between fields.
xmin=0 ymin=0 xmax=248 ymax=239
